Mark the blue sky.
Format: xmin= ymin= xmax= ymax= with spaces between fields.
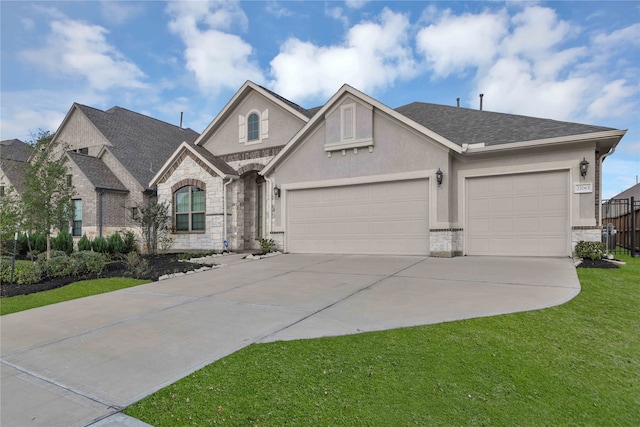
xmin=1 ymin=0 xmax=638 ymax=198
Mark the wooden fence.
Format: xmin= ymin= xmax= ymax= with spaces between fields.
xmin=602 ymin=197 xmax=639 ymax=256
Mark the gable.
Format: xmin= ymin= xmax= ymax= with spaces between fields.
xmin=199 ymin=90 xmax=308 ymax=157
xmin=55 ymin=107 xmax=111 ymax=156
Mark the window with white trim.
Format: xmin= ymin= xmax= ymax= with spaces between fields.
xmin=239 ymin=109 xmax=269 ymax=144
xmin=174 ymin=186 xmax=205 ymax=231
xmin=72 ymin=199 xmax=82 ymax=237
xmin=248 ymin=113 xmax=259 ymax=141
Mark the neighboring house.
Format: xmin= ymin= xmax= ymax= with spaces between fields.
xmin=0 ymin=138 xmax=31 ymax=198
xmin=52 ymin=103 xmax=200 ymax=239
xmin=153 ymin=81 xmax=626 ymax=257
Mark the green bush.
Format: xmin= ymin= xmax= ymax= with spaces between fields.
xmin=108 ymin=232 xmax=125 ymax=255
xmin=36 ymin=250 xmax=68 ymax=262
xmin=91 ymin=236 xmax=109 ymax=254
xmin=44 ymin=255 xmax=76 ymax=278
xmin=575 ymin=241 xmax=605 ymax=260
xmin=122 ymin=231 xmax=137 ymax=254
xmin=71 ymin=251 xmax=106 ymax=276
xmin=259 ymin=238 xmax=276 ymax=254
xmin=124 ymin=252 xmax=150 ymax=278
xmin=31 ymin=232 xmax=47 ymax=253
xmin=0 ymin=258 xmax=43 ymax=285
xmin=52 ymin=229 xmax=74 ymax=255
xmin=77 ymin=234 xmax=92 ymax=252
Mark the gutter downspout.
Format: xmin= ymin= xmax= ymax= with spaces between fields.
xmin=223 ymin=177 xmax=234 ymax=252
xmin=98 ymin=190 xmax=105 ymax=237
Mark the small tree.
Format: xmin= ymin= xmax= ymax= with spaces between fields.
xmin=0 ymin=187 xmax=23 ymax=254
xmin=133 ymin=199 xmax=171 ymax=255
xmin=20 ymin=130 xmax=74 ymax=259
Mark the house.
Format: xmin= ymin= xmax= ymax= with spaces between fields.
xmin=152 ymin=81 xmax=626 ymax=257
xmin=51 ymin=104 xmax=200 ymax=238
xmin=0 ymin=139 xmax=31 ymax=198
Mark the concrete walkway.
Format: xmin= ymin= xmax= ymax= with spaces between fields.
xmin=0 ymin=254 xmax=580 ymax=427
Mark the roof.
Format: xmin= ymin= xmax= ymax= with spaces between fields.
xmin=1 ymin=159 xmax=28 ymax=194
xmin=610 ymin=182 xmax=640 ymax=200
xmin=395 ymin=103 xmax=616 ymax=146
xmin=1 ymin=139 xmax=31 ymax=162
xmin=190 ymin=144 xmax=237 ymax=176
xmin=72 ymin=104 xmax=200 ymax=190
xmin=67 ymin=151 xmax=128 ymax=192
xmin=257 ymin=85 xmax=318 ymax=119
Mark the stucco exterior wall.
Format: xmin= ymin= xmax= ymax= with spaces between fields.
xmin=200 ymin=92 xmax=307 ymax=156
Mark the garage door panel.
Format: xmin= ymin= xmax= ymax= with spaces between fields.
xmin=288 ymin=179 xmax=429 ymax=255
xmin=467 ymin=171 xmax=568 ymax=256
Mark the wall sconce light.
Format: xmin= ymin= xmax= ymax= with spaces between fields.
xmin=435 ymin=168 xmax=443 ymax=186
xmin=579 ymin=158 xmax=589 ymax=178
xmin=274 ymin=186 xmax=281 ymax=198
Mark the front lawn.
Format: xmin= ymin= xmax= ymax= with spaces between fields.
xmin=0 ymin=277 xmax=149 ymax=316
xmin=126 ymin=254 xmax=639 ymax=426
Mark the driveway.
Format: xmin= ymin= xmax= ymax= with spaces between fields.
xmin=0 ymin=254 xmax=580 ymax=427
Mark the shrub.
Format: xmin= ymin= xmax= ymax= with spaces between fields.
xmin=575 ymin=241 xmax=605 ymax=260
xmin=91 ymin=236 xmax=109 ymax=254
xmin=44 ymin=255 xmax=76 ymax=278
xmin=122 ymin=231 xmax=137 ymax=254
xmin=1 ymin=258 xmax=43 ymax=285
xmin=108 ymin=232 xmax=125 ymax=255
xmin=52 ymin=229 xmax=74 ymax=255
xmin=31 ymin=232 xmax=47 ymax=254
xmin=77 ymin=234 xmax=92 ymax=251
xmin=124 ymin=252 xmax=150 ymax=279
xmin=36 ymin=250 xmax=68 ymax=262
xmin=72 ymin=251 xmax=106 ymax=276
xmin=259 ymin=238 xmax=276 ymax=254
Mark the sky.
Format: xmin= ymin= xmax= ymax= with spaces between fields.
xmin=1 ymin=0 xmax=639 ymax=198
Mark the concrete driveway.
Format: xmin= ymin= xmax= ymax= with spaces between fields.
xmin=0 ymin=254 xmax=580 ymax=427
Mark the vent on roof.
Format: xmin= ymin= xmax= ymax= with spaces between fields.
xmin=456 ymin=98 xmax=460 ymax=108
xmin=479 ymin=94 xmax=484 ymax=111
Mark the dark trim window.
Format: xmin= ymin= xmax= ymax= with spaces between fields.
xmin=72 ymin=199 xmax=82 ymax=237
xmin=67 ymin=174 xmax=73 ymax=187
xmin=175 ymin=186 xmax=205 ymax=231
xmin=247 ymin=113 xmax=259 ymax=141
xmin=131 ymin=207 xmax=139 ymax=221
xmin=0 ymin=185 xmax=4 ymax=197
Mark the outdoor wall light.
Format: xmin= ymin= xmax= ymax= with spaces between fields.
xmin=274 ymin=186 xmax=281 ymax=198
xmin=579 ymin=158 xmax=589 ymax=178
xmin=436 ymin=168 xmax=443 ymax=186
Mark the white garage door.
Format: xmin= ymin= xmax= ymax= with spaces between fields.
xmin=466 ymin=171 xmax=569 ymax=257
xmin=287 ymin=179 xmax=429 ymax=255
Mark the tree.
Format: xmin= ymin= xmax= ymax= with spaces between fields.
xmin=0 ymin=187 xmax=23 ymax=254
xmin=133 ymin=199 xmax=172 ymax=255
xmin=20 ymin=130 xmax=74 ymax=259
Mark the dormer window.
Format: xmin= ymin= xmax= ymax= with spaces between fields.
xmin=239 ymin=109 xmax=269 ymax=144
xmin=247 ymin=113 xmax=259 ymax=141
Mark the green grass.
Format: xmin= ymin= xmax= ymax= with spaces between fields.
xmin=0 ymin=277 xmax=150 ymax=316
xmin=126 ymin=254 xmax=640 ymax=426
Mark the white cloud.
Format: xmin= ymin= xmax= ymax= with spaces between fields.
xmin=265 ymin=1 xmax=293 ymax=18
xmin=269 ymin=8 xmax=416 ymax=103
xmin=19 ymin=16 xmax=147 ymax=91
xmin=100 ymin=1 xmax=143 ymax=25
xmin=345 ymin=0 xmax=369 ymax=9
xmin=416 ymin=10 xmax=508 ymax=77
xmin=166 ymin=0 xmax=263 ymax=93
xmin=588 ymin=79 xmax=639 ymax=119
xmin=21 ymin=18 xmax=35 ymax=31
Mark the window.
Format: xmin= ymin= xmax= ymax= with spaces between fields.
xmin=131 ymin=207 xmax=139 ymax=221
xmin=67 ymin=174 xmax=73 ymax=187
xmin=247 ymin=113 xmax=259 ymax=141
xmin=0 ymin=185 xmax=4 ymax=197
xmin=72 ymin=200 xmax=82 ymax=237
xmin=175 ymin=186 xmax=205 ymax=231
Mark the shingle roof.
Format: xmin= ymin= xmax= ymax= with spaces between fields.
xmin=1 ymin=159 xmax=28 ymax=194
xmin=257 ymin=85 xmax=318 ymax=119
xmin=1 ymin=139 xmax=31 ymax=162
xmin=610 ymin=182 xmax=640 ymax=200
xmin=67 ymin=152 xmax=128 ymax=192
xmin=73 ymin=104 xmax=200 ymax=190
xmin=395 ymin=103 xmax=615 ymax=146
xmin=190 ymin=144 xmax=237 ymax=176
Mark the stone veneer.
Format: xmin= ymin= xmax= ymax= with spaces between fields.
xmin=429 ymin=229 xmax=463 ymax=257
xmin=571 ymin=226 xmax=602 ymax=255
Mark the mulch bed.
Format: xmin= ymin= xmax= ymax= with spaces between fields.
xmin=577 ymin=258 xmax=620 ymax=269
xmin=0 ymin=254 xmax=207 ymax=298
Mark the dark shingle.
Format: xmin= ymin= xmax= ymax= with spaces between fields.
xmin=67 ymin=151 xmax=128 ymax=192
xmin=1 ymin=159 xmax=28 ymax=194
xmin=395 ymin=103 xmax=615 ymax=146
xmin=190 ymin=144 xmax=237 ymax=176
xmin=1 ymin=139 xmax=31 ymax=162
xmin=74 ymin=104 xmax=200 ymax=190
xmin=257 ymin=85 xmax=317 ymax=119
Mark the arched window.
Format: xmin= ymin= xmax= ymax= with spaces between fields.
xmin=174 ymin=186 xmax=205 ymax=231
xmin=247 ymin=113 xmax=259 ymax=141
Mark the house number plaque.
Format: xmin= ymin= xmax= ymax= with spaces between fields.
xmin=574 ymin=183 xmax=593 ymax=193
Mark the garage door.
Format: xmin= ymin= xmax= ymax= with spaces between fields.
xmin=466 ymin=171 xmax=569 ymax=256
xmin=288 ymin=179 xmax=429 ymax=255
